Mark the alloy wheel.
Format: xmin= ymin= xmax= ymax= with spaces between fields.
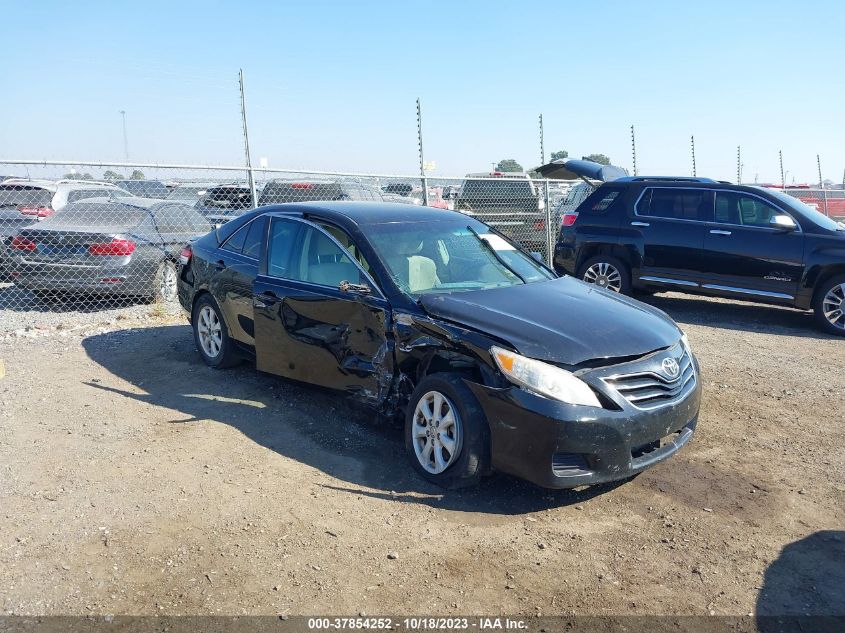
xmin=411 ymin=390 xmax=463 ymax=474
xmin=160 ymin=263 xmax=178 ymax=302
xmin=583 ymin=261 xmax=622 ymax=292
xmin=197 ymin=305 xmax=223 ymax=358
xmin=822 ymin=283 xmax=845 ymax=330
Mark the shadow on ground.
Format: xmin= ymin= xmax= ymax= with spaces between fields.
xmin=641 ymin=292 xmax=836 ymax=340
xmin=756 ymin=530 xmax=845 ymax=629
xmin=82 ymin=325 xmax=627 ymax=515
xmin=0 ymin=282 xmax=149 ymax=313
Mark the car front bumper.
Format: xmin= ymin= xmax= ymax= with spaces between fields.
xmin=465 ymin=355 xmax=701 ymax=489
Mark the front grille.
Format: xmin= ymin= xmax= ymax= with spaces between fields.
xmin=602 ymin=344 xmax=695 ymax=410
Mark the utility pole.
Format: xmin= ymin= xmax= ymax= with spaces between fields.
xmin=690 ymin=135 xmax=697 ymax=177
xmin=538 ymin=114 xmax=545 ymax=165
xmin=818 ymin=154 xmax=829 ymax=216
xmin=239 ymin=69 xmax=257 ymax=209
xmin=779 ymin=150 xmax=785 ymax=189
xmin=630 ymin=125 xmax=638 ymax=176
xmin=416 ymin=98 xmax=429 ymax=205
xmin=736 ymin=146 xmax=741 ymax=184
xmin=119 ymin=110 xmax=128 ymax=160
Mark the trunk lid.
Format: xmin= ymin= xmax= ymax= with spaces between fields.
xmin=534 ymin=158 xmax=628 ymax=182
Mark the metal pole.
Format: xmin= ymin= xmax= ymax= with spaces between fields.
xmin=779 ymin=150 xmax=785 ymax=189
xmin=416 ymin=98 xmax=429 ymax=206
xmin=239 ymin=69 xmax=258 ymax=209
xmin=119 ymin=110 xmax=128 ymax=160
xmin=818 ymin=154 xmax=829 ymax=216
xmin=539 ymin=114 xmax=545 ymax=165
xmin=630 ymin=125 xmax=637 ymax=176
xmin=736 ymin=146 xmax=741 ymax=184
xmin=690 ymin=135 xmax=696 ymax=177
xmin=544 ymin=181 xmax=553 ymax=267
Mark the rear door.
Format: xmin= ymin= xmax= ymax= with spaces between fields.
xmin=700 ymin=190 xmax=804 ymax=301
xmin=633 ymin=187 xmax=712 ymax=288
xmin=253 ymin=217 xmax=390 ymax=400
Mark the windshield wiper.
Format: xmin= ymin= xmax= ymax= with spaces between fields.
xmin=466 ymin=225 xmax=526 ymax=284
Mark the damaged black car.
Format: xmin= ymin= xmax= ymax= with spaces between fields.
xmin=177 ymin=202 xmax=701 ymax=489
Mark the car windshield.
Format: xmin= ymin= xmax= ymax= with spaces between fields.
xmin=366 ymin=218 xmax=555 ymax=297
xmin=759 ymin=188 xmax=845 ymax=231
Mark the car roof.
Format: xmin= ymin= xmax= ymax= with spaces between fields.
xmin=260 ymin=201 xmax=464 ymax=226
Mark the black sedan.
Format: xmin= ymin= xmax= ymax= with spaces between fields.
xmin=177 ymin=202 xmax=701 ymax=489
xmin=7 ymin=198 xmax=212 ymax=302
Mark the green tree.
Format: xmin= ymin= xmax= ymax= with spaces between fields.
xmin=583 ymin=153 xmax=611 ymax=165
xmin=63 ymin=172 xmax=93 ymax=180
xmin=550 ymin=150 xmax=568 ymax=161
xmin=103 ymin=170 xmax=125 ymax=180
xmin=496 ymin=159 xmax=523 ymax=173
xmin=130 ymin=169 xmax=145 ymax=180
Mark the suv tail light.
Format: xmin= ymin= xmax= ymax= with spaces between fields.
xmin=561 ymin=212 xmax=579 ymax=227
xmin=290 ymin=183 xmax=314 ymax=189
xmin=532 ymin=218 xmax=546 ymax=231
xmin=10 ymin=236 xmax=37 ymax=252
xmin=179 ymin=245 xmax=192 ymax=266
xmin=18 ymin=205 xmax=54 ymax=219
xmin=88 ymin=238 xmax=136 ymax=256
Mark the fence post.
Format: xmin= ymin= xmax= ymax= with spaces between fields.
xmin=545 ymin=181 xmax=553 ymax=266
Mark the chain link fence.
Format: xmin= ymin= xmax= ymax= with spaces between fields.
xmin=0 ymin=161 xmax=594 ymax=333
xmin=2 ymin=160 xmax=840 ymax=334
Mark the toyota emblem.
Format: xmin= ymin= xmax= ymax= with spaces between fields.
xmin=662 ymin=357 xmax=680 ymax=379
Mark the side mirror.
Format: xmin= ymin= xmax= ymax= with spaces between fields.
xmin=770 ymin=214 xmax=797 ymax=231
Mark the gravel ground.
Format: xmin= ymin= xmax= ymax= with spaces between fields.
xmin=0 ymin=291 xmax=843 ymax=617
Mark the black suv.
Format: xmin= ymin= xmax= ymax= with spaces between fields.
xmin=553 ymin=172 xmax=845 ymax=335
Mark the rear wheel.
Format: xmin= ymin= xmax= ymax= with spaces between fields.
xmin=404 ymin=373 xmax=490 ymax=489
xmin=577 ymin=255 xmax=631 ymax=294
xmin=192 ymin=294 xmax=240 ymax=368
xmin=814 ymin=274 xmax=845 ymax=336
xmin=153 ymin=260 xmax=178 ymax=303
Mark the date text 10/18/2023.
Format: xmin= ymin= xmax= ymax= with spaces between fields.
xmin=307 ymin=617 xmax=528 ymax=630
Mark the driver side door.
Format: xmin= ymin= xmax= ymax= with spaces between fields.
xmin=252 ymin=217 xmax=392 ymax=402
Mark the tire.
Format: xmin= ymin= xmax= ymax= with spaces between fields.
xmin=813 ymin=274 xmax=845 ymax=336
xmin=404 ymin=373 xmax=490 ymax=489
xmin=152 ymin=260 xmax=179 ymax=303
xmin=192 ymin=294 xmax=240 ymax=368
xmin=576 ymin=255 xmax=631 ymax=294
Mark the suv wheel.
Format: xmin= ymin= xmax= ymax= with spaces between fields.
xmin=577 ymin=255 xmax=631 ymax=294
xmin=404 ymin=373 xmax=490 ymax=489
xmin=814 ymin=274 xmax=845 ymax=336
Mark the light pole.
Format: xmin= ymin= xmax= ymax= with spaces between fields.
xmin=119 ymin=110 xmax=128 ymax=160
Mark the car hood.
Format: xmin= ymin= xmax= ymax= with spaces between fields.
xmin=534 ymin=158 xmax=628 ymax=182
xmin=419 ymin=277 xmax=681 ymax=367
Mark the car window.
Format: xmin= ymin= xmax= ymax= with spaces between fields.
xmin=715 ymin=191 xmax=783 ymax=228
xmin=0 ymin=185 xmax=52 ymax=208
xmin=579 ymin=187 xmax=621 ymax=214
xmin=266 ymin=218 xmax=302 ymax=278
xmin=152 ymin=204 xmax=214 ymax=235
xmin=316 ymin=222 xmax=374 ymax=276
xmin=221 ymin=222 xmax=250 ymax=254
xmin=637 ymin=188 xmax=708 ymax=221
xmin=290 ymin=226 xmax=362 ymax=287
xmin=241 ymin=216 xmax=268 ymax=259
xmin=67 ymin=189 xmax=109 ymax=203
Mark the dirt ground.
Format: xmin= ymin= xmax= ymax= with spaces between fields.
xmin=0 ymin=292 xmax=843 ymax=617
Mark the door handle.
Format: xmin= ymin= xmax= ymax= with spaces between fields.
xmin=631 ymin=221 xmax=650 ymax=227
xmin=709 ymin=229 xmax=732 ymax=235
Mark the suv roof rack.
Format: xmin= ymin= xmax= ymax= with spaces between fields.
xmin=615 ymin=176 xmax=717 ymax=184
xmin=55 ymin=179 xmax=121 ymax=187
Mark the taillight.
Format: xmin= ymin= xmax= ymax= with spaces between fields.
xmin=179 ymin=246 xmax=192 ymax=265
xmin=532 ymin=218 xmax=546 ymax=231
xmin=9 ymin=236 xmax=37 ymax=252
xmin=88 ymin=238 xmax=136 ymax=256
xmin=290 ymin=183 xmax=314 ymax=189
xmin=561 ymin=212 xmax=579 ymax=227
xmin=18 ymin=205 xmax=54 ymax=218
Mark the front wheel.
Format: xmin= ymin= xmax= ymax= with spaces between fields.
xmin=576 ymin=255 xmax=631 ymax=294
xmin=813 ymin=274 xmax=845 ymax=336
xmin=404 ymin=373 xmax=490 ymax=489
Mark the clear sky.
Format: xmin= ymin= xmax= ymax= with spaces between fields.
xmin=1 ymin=0 xmax=843 ymax=183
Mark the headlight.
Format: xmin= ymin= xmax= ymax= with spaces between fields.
xmin=490 ymin=346 xmax=601 ymax=407
xmin=680 ymin=332 xmax=691 ymax=353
